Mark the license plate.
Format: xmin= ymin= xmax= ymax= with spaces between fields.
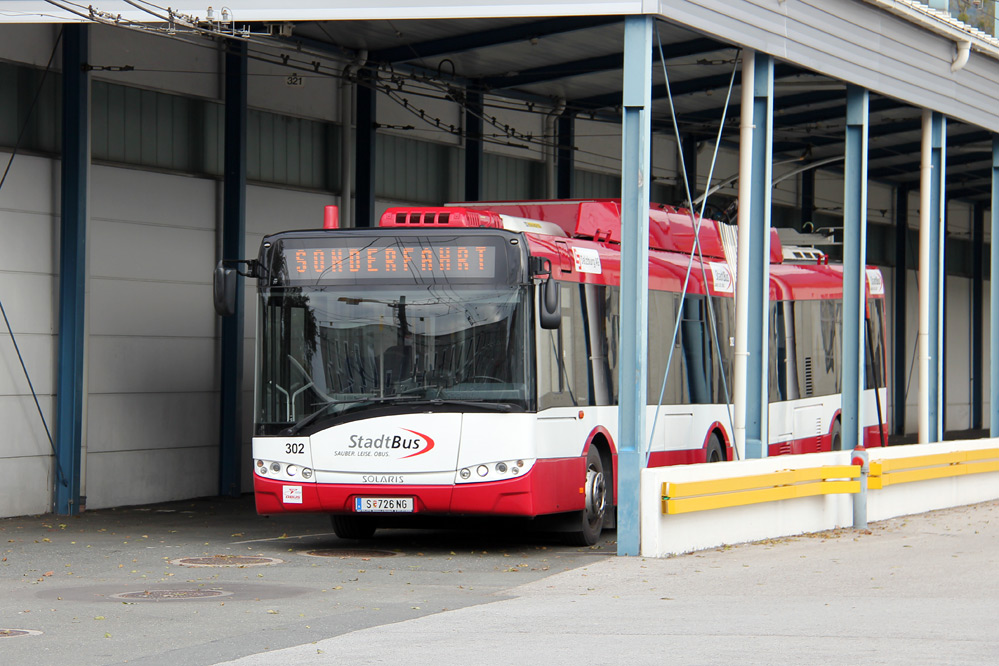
xmin=354 ymin=497 xmax=414 ymax=513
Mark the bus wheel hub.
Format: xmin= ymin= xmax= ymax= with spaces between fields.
xmin=585 ymin=469 xmax=606 ymax=516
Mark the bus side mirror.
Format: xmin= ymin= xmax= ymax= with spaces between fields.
xmin=539 ymin=277 xmax=561 ymax=329
xmin=213 ymin=261 xmax=237 ymax=316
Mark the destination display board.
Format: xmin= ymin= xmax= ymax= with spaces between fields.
xmin=272 ymin=235 xmax=511 ymax=285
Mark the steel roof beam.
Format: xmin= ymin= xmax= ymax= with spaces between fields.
xmin=481 ymin=37 xmax=725 ymax=90
xmin=863 ymin=130 xmax=993 ymax=163
xmin=769 ymin=96 xmax=905 ymax=130
xmin=869 ymin=150 xmax=992 ymax=180
xmin=370 ymin=15 xmax=621 ymax=64
xmin=573 ymin=62 xmax=800 ymax=111
xmin=772 ymin=118 xmax=926 ymax=156
xmin=678 ymin=88 xmax=844 ymax=127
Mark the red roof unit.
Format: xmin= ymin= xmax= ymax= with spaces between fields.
xmin=379 ymin=207 xmax=504 ymax=229
xmin=456 ymin=199 xmax=775 ymax=262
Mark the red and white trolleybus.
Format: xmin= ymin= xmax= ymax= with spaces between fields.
xmin=216 ymin=199 xmax=887 ymax=545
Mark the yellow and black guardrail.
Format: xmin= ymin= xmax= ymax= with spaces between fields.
xmin=660 ymin=446 xmax=999 ymax=516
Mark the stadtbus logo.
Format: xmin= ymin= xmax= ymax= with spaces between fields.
xmin=347 ymin=428 xmax=435 ymax=459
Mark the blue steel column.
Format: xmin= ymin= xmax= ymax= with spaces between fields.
xmin=556 ymin=112 xmax=574 ymax=199
xmin=842 ymin=86 xmax=869 ymax=528
xmin=927 ymin=113 xmax=946 ymax=442
xmin=893 ymin=187 xmax=908 ymax=435
xmin=617 ymin=15 xmax=652 ymax=557
xmin=55 ymin=24 xmax=88 ymax=515
xmin=465 ymin=88 xmax=483 ymax=201
xmin=680 ymin=134 xmax=698 ymax=201
xmin=990 ymin=138 xmax=999 ymax=436
xmin=744 ymin=54 xmax=774 ymax=459
xmin=972 ymin=202 xmax=984 ymax=430
xmin=355 ymin=75 xmax=376 ymax=227
xmin=219 ymin=41 xmax=247 ymax=497
xmin=800 ymin=168 xmax=815 ymax=230
xmin=841 ymin=86 xmax=869 ymax=451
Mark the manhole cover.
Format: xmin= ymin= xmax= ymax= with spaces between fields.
xmin=111 ymin=589 xmax=233 ymax=601
xmin=0 ymin=629 xmax=41 ymax=638
xmin=170 ymin=555 xmax=283 ymax=567
xmin=303 ymin=549 xmax=402 ymax=558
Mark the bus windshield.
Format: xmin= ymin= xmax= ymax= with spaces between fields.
xmin=255 ymin=284 xmax=531 ymax=434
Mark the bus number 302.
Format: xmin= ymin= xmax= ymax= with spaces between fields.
xmin=285 ymin=443 xmax=305 ymax=454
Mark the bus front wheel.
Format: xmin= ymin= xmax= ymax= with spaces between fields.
xmin=331 ymin=514 xmax=378 ymax=540
xmin=567 ymin=446 xmax=607 ymax=546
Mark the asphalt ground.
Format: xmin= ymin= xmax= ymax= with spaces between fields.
xmin=0 ymin=496 xmax=614 ymax=665
xmin=3 ymin=496 xmax=999 ymax=665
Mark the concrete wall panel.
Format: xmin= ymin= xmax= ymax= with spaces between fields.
xmin=84 ymin=446 xmax=217 ymax=509
xmin=87 ymin=337 xmax=216 ymax=394
xmin=246 ymin=183 xmax=336 ymax=235
xmin=0 ymin=211 xmax=58 ymax=276
xmin=0 ymin=395 xmax=55 ymax=458
xmin=248 ymin=55 xmax=338 ymax=122
xmin=0 ymin=334 xmax=55 ymax=395
xmin=89 ymin=219 xmax=215 ymax=282
xmin=0 ymin=455 xmax=51 ymax=516
xmin=90 ymin=24 xmax=221 ymax=100
xmin=89 ymin=280 xmax=214 ymax=338
xmin=0 ymin=274 xmax=57 ymax=333
xmin=0 ymin=151 xmax=58 ymax=214
xmin=0 ymin=23 xmax=58 ymax=67
xmin=90 ymin=167 xmax=217 ymax=230
xmin=86 ymin=392 xmax=218 ymax=454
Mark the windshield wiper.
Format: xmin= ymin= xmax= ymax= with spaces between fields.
xmin=400 ymin=398 xmax=513 ymax=412
xmin=283 ymin=396 xmax=427 ymax=435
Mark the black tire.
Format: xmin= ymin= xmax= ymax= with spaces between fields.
xmin=705 ymin=434 xmax=724 ymax=463
xmin=830 ymin=419 xmax=842 ymax=452
xmin=567 ymin=446 xmax=607 ymax=547
xmin=331 ymin=514 xmax=377 ymax=540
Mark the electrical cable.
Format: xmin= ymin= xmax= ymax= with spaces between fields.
xmin=0 ymin=27 xmax=68 ymax=488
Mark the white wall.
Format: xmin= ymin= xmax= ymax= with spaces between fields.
xmin=0 ymin=151 xmax=59 ymax=516
xmin=83 ymin=166 xmax=220 ymax=509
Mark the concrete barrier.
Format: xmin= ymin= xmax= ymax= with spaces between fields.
xmin=640 ymin=439 xmax=999 ymax=557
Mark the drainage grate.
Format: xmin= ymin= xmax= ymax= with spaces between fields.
xmin=170 ymin=555 xmax=283 ymax=567
xmin=111 ymin=589 xmax=233 ymax=601
xmin=0 ymin=629 xmax=41 ymax=638
xmin=303 ymin=548 xmax=401 ymax=558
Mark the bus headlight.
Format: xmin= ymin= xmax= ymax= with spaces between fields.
xmin=287 ymin=465 xmax=298 ymax=477
xmin=301 ymin=468 xmax=313 ymax=479
xmin=456 ymin=459 xmax=535 ymax=483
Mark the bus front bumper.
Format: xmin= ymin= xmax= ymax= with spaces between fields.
xmin=252 ymin=457 xmax=585 ymax=518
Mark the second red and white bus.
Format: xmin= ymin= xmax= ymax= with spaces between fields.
xmin=216 ymin=199 xmax=887 ymax=545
